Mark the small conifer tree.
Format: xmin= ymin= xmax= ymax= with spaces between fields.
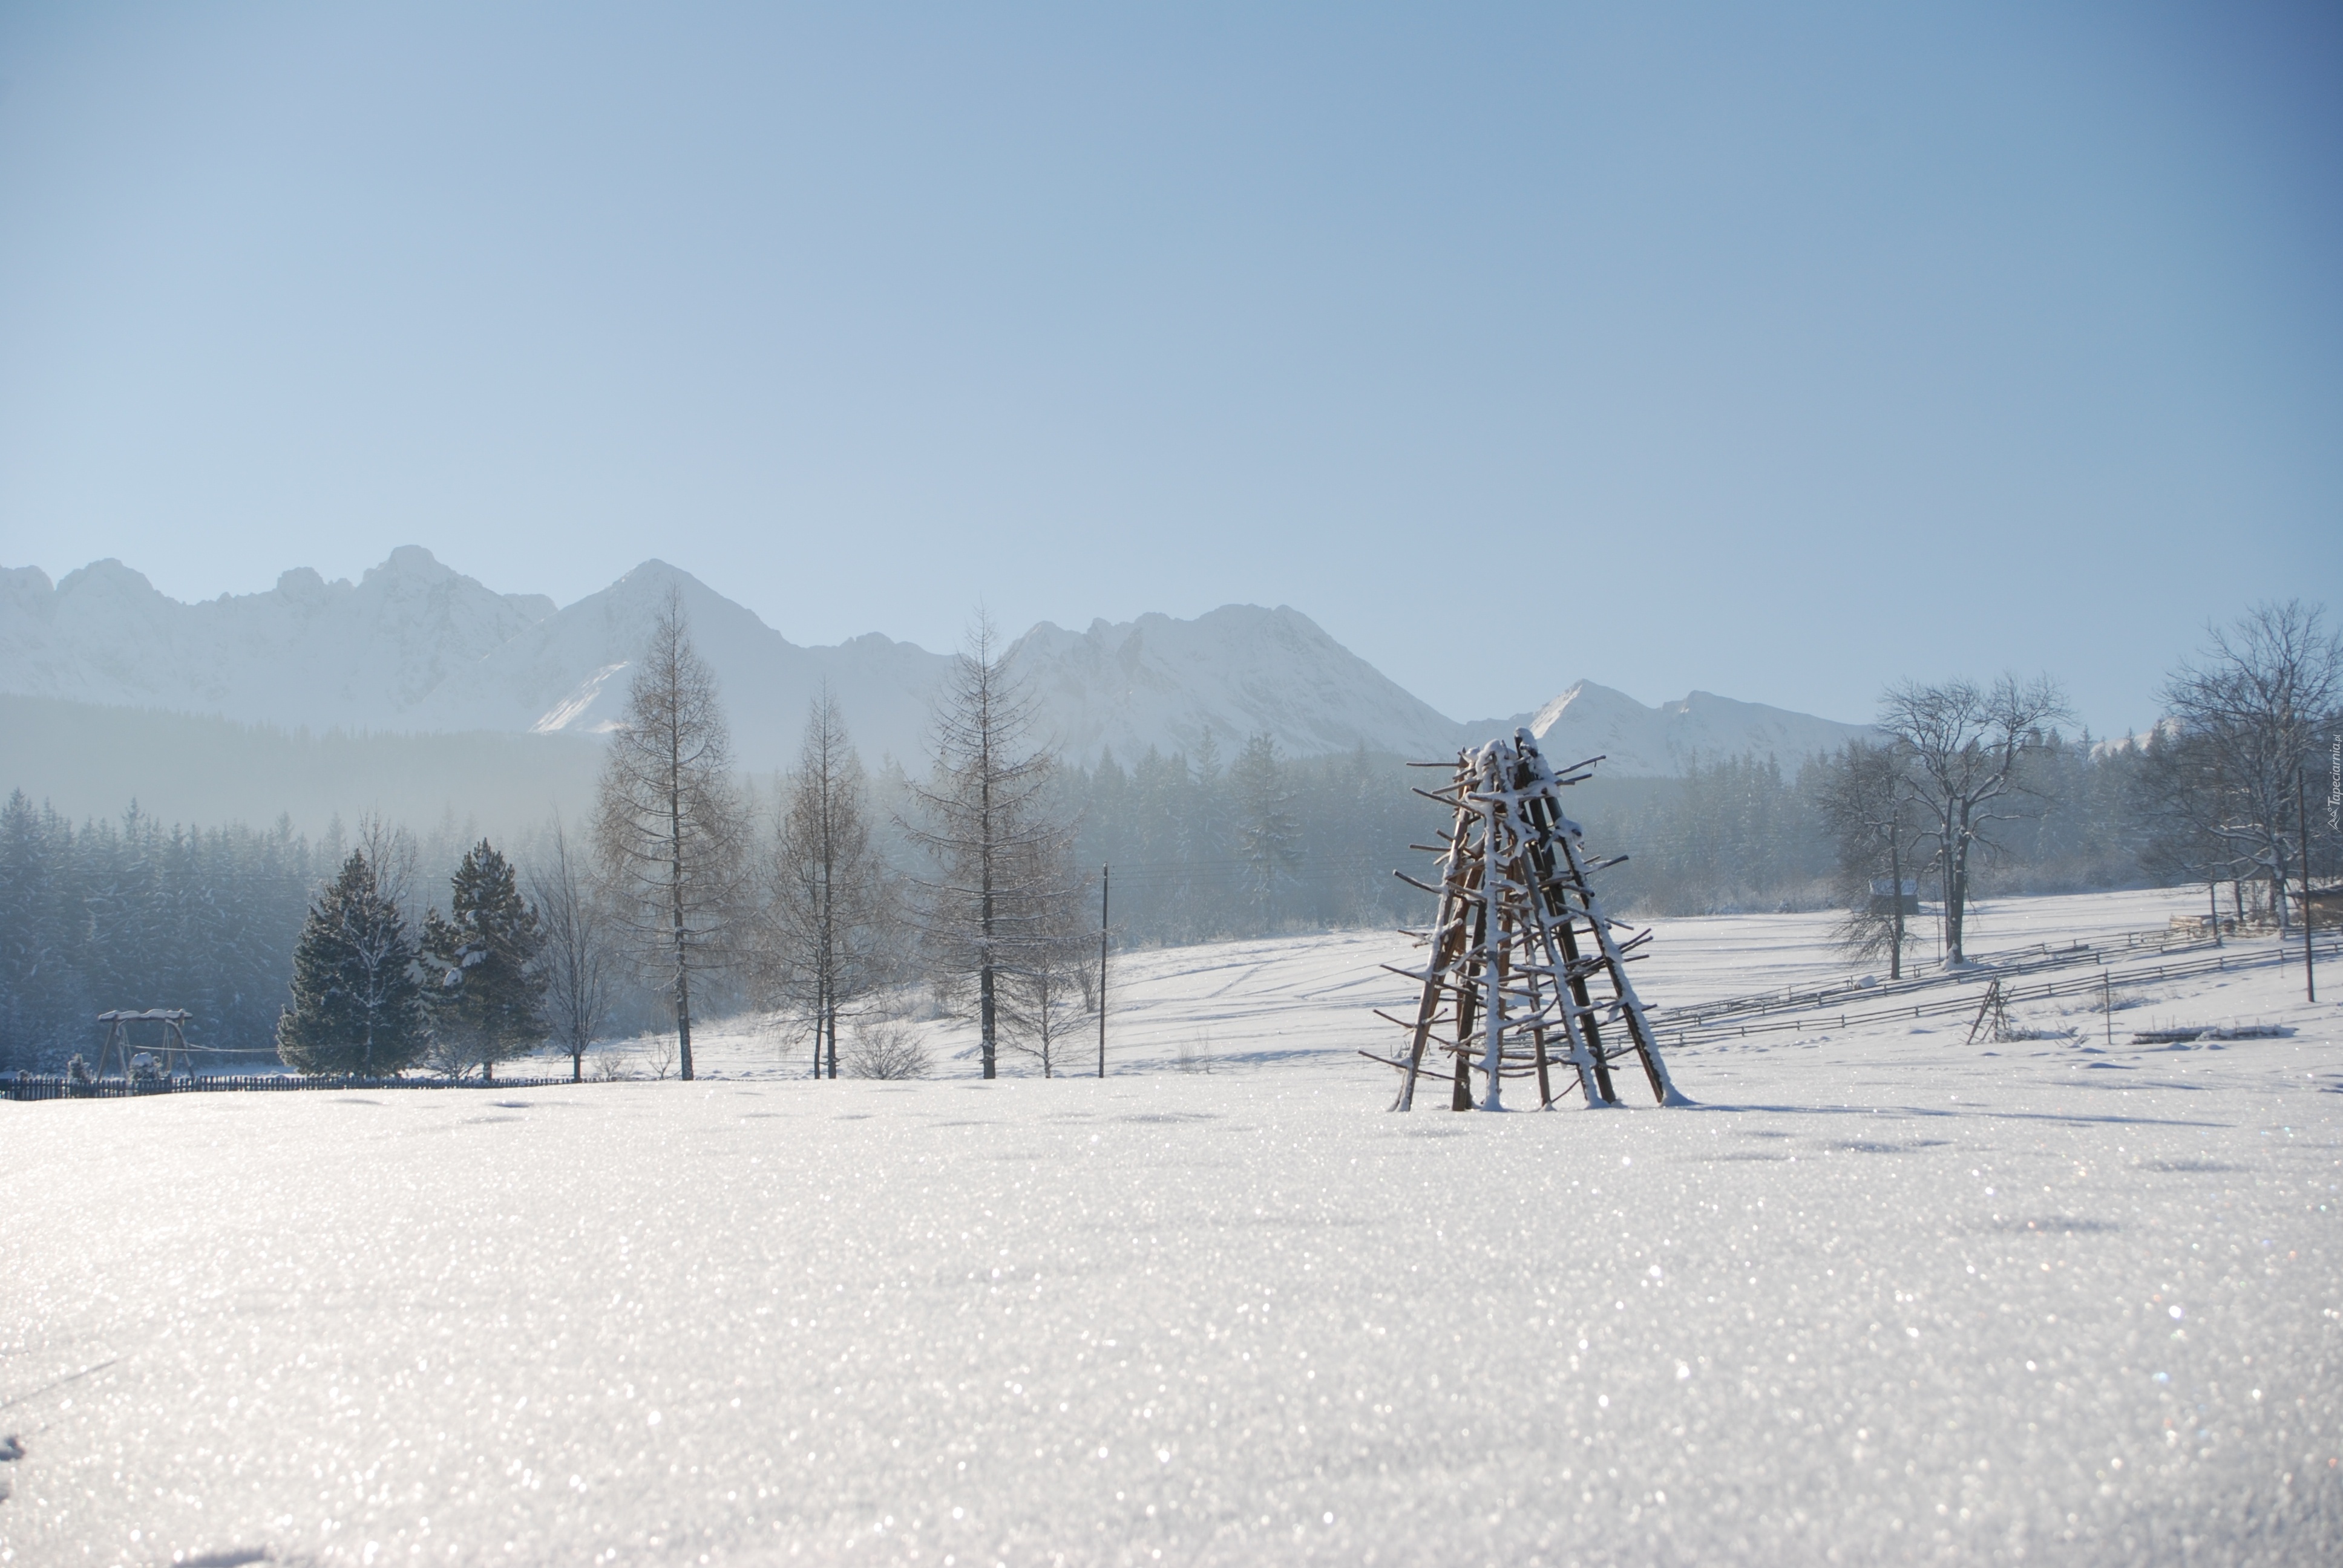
xmin=422 ymin=839 xmax=548 ymax=1081
xmin=277 ymin=848 xmax=427 ymax=1076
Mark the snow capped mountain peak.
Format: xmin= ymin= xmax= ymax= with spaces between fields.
xmin=274 ymin=566 xmax=339 ymax=600
xmin=419 ymin=558 xmax=808 ymax=740
xmin=0 ymin=564 xmax=54 ymax=621
xmin=369 ymin=543 xmax=457 ymax=581
xmin=1006 ymin=604 xmax=1463 ymax=764
xmin=1512 ymin=680 xmax=1875 ymax=776
xmin=2091 ymin=719 xmax=2179 ymax=760
xmin=1526 ymin=679 xmax=1619 ymax=731
xmin=54 ymin=557 xmax=168 ymax=606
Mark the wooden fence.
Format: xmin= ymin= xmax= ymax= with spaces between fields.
xmin=3 ymin=1072 xmax=588 ymax=1103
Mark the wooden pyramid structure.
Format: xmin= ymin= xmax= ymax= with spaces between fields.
xmin=1376 ymin=730 xmax=1689 ymax=1111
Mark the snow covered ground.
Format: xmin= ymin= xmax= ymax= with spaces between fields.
xmin=7 ymin=888 xmax=2341 ymax=1566
xmin=655 ymin=885 xmax=2290 ymax=1082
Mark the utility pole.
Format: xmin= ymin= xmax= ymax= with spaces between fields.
xmin=2301 ymin=766 xmax=2317 ymax=1004
xmin=1098 ymin=864 xmax=1110 ymax=1078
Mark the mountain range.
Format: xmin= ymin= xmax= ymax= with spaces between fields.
xmin=0 ymin=547 xmax=1873 ymax=779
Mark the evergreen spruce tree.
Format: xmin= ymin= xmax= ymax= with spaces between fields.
xmin=422 ymin=839 xmax=548 ymax=1082
xmin=277 ymin=848 xmax=427 ymax=1076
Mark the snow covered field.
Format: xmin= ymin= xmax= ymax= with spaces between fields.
xmin=7 ymin=888 xmax=2341 ymax=1566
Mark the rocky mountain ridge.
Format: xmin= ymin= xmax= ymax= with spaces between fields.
xmin=0 ymin=549 xmax=1874 ymax=776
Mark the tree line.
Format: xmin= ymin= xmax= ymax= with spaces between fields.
xmin=1 ymin=599 xmax=2333 ymax=1076
xmin=1807 ymin=603 xmax=2338 ymax=975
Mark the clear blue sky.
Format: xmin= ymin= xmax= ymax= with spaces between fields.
xmin=2 ymin=2 xmax=2335 ymax=735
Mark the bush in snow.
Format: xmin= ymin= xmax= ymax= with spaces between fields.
xmin=843 ymin=1016 xmax=931 ymax=1080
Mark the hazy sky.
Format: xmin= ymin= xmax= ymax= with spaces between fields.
xmin=2 ymin=2 xmax=2336 ymax=734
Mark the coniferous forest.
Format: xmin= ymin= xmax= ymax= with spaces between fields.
xmin=0 ymin=796 xmax=326 ymax=1069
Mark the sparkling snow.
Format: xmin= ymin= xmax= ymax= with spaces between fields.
xmin=6 ymin=887 xmax=2339 ymax=1566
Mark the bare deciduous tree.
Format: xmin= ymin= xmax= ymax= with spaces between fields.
xmin=1815 ymin=739 xmax=1921 ymax=977
xmin=903 ymin=615 xmax=1078 ymax=1079
xmin=1876 ymin=673 xmax=2070 ymax=965
xmin=594 ymin=590 xmax=746 ymax=1081
xmin=530 ymin=815 xmax=617 ymax=1082
xmin=2155 ymin=601 xmax=2342 ymax=932
xmin=758 ymin=690 xmax=895 ymax=1078
xmin=2134 ymin=719 xmax=2253 ymax=926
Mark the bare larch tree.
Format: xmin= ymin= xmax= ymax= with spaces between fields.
xmin=759 ymin=688 xmax=894 ymax=1078
xmin=1876 ymin=673 xmax=2070 ymax=966
xmin=2153 ymin=601 xmax=2342 ymax=932
xmin=995 ymin=823 xmax=1093 ymax=1077
xmin=904 ymin=615 xmax=1077 ymax=1079
xmin=530 ymin=814 xmax=617 ymax=1082
xmin=594 ymin=590 xmax=745 ymax=1080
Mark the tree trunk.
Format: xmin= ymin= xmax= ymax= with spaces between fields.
xmin=1945 ymin=802 xmax=1973 ymax=964
xmin=979 ymin=957 xmax=997 ymax=1078
xmin=2270 ymin=838 xmax=2293 ymax=933
xmin=1887 ymin=829 xmax=1904 ymax=981
xmin=980 ymin=762 xmax=997 ymax=1078
xmin=672 ymin=758 xmax=694 ymax=1082
xmin=821 ymin=815 xmax=837 ymax=1079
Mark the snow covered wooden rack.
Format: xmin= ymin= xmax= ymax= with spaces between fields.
xmin=1372 ymin=730 xmax=1689 ymax=1112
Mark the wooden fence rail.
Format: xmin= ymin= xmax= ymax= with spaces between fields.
xmin=1665 ymin=934 xmax=2341 ymax=1049
xmin=1652 ymin=938 xmax=2115 ymax=1030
